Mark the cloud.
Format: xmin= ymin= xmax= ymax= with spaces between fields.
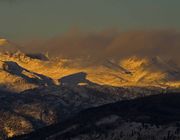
xmin=21 ymin=29 xmax=180 ymax=64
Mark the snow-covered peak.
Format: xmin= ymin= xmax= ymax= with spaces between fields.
xmin=0 ymin=38 xmax=9 ymax=46
xmin=0 ymin=38 xmax=19 ymax=53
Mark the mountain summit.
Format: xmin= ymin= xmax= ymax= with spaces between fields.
xmin=0 ymin=38 xmax=9 ymax=46
xmin=0 ymin=38 xmax=19 ymax=53
xmin=0 ymin=51 xmax=179 ymax=92
xmin=0 ymin=37 xmax=179 ymax=91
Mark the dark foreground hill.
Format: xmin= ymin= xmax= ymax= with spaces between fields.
xmin=10 ymin=93 xmax=180 ymax=140
xmin=0 ymin=84 xmax=165 ymax=140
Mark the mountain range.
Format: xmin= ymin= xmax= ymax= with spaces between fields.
xmin=0 ymin=38 xmax=179 ymax=92
xmin=0 ymin=38 xmax=179 ymax=139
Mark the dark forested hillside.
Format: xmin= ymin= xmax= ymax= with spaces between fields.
xmin=10 ymin=93 xmax=180 ymax=140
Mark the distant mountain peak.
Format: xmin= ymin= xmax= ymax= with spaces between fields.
xmin=0 ymin=38 xmax=9 ymax=46
xmin=0 ymin=38 xmax=19 ymax=53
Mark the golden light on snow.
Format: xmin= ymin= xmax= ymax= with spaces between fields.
xmin=0 ymin=38 xmax=8 ymax=46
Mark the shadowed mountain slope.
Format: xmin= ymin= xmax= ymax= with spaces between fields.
xmin=0 ymin=60 xmax=54 ymax=92
xmin=0 ymin=84 xmax=167 ymax=139
xmin=10 ymin=93 xmax=180 ymax=140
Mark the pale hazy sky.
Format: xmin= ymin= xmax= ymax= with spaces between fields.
xmin=0 ymin=0 xmax=180 ymax=40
